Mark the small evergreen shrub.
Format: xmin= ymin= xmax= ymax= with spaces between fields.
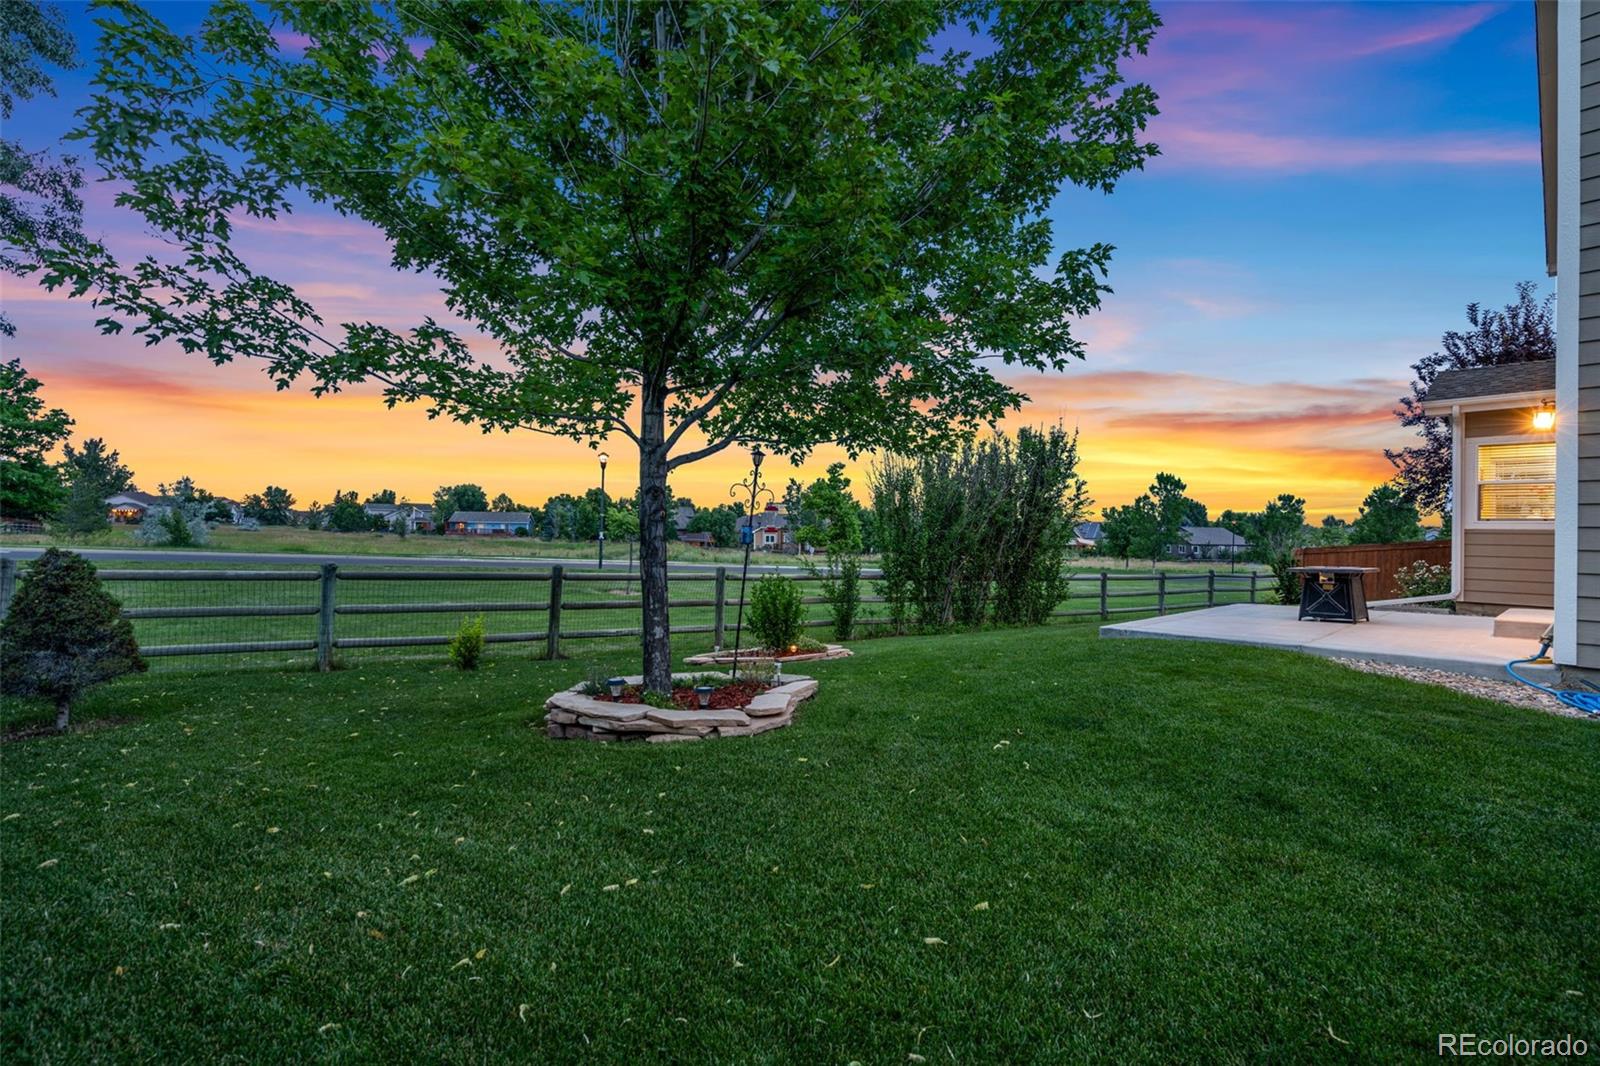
xmin=746 ymin=575 xmax=803 ymax=652
xmin=449 ymin=615 xmax=486 ymax=670
xmin=0 ymin=548 xmax=146 ymax=731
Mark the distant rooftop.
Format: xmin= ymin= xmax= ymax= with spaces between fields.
xmin=449 ymin=511 xmax=531 ymax=524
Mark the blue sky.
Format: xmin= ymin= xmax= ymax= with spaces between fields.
xmin=4 ymin=1 xmax=1547 ymax=516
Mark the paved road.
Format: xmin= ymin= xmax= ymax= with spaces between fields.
xmin=0 ymin=545 xmax=812 ymax=575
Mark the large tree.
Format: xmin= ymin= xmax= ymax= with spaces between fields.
xmin=58 ymin=436 xmax=135 ymax=534
xmin=242 ymin=484 xmax=296 ymax=525
xmin=1386 ymin=282 xmax=1554 ymax=516
xmin=41 ymin=1 xmax=1159 ymax=689
xmin=0 ymin=357 xmax=73 ymax=520
xmin=1348 ymin=483 xmax=1422 ymax=545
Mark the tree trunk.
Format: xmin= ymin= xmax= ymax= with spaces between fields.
xmin=638 ymin=383 xmax=672 ymax=693
xmin=54 ymin=697 xmax=71 ymax=733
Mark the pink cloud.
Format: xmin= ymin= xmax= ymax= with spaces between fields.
xmin=1126 ymin=2 xmax=1526 ymax=174
xmin=1155 ymin=126 xmax=1536 ymax=172
xmin=1350 ymin=4 xmax=1506 ymax=57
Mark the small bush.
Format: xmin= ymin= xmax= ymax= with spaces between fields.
xmin=577 ymin=661 xmax=611 ymax=694
xmin=822 ymin=555 xmax=861 ymax=641
xmin=0 ymin=548 xmax=146 ymax=731
xmin=739 ymin=658 xmax=778 ymax=685
xmin=793 ymin=636 xmax=827 ymax=654
xmin=1267 ymin=552 xmax=1298 ymax=606
xmin=135 ymin=503 xmax=208 ymax=547
xmin=746 ymin=575 xmax=804 ymax=653
xmin=449 ymin=615 xmax=486 ymax=670
xmin=1394 ymin=560 xmax=1451 ymax=599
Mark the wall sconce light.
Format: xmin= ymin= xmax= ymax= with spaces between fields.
xmin=1532 ymin=401 xmax=1556 ymax=432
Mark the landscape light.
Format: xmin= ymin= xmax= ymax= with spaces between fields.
xmin=1532 ymin=401 xmax=1556 ymax=432
xmin=607 ymin=677 xmax=625 ymax=699
xmin=695 ymin=685 xmax=714 ymax=709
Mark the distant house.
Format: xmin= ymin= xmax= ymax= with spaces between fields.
xmin=105 ymin=490 xmax=163 ymax=524
xmin=1072 ymin=521 xmax=1102 ymax=549
xmin=365 ymin=502 xmax=434 ymax=533
xmin=739 ymin=503 xmax=790 ymax=552
xmin=678 ymin=531 xmax=716 ymax=549
xmin=447 ymin=510 xmax=531 ymax=536
xmin=673 ymin=502 xmax=697 ymax=535
xmin=1169 ymin=525 xmax=1248 ymax=561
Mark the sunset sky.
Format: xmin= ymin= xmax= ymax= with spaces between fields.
xmin=4 ymin=2 xmax=1545 ymax=519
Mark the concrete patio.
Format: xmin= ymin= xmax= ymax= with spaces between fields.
xmin=1100 ymin=603 xmax=1558 ymax=682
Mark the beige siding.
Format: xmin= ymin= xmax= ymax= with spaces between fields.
xmin=1461 ymin=529 xmax=1555 ymax=609
xmin=1582 ymin=4 xmax=1600 ymax=667
xmin=1462 ymin=407 xmax=1549 ymax=437
xmin=1458 ymin=410 xmax=1555 ymax=611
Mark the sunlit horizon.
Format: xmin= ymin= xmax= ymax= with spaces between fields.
xmin=6 ymin=1 xmax=1544 ymax=521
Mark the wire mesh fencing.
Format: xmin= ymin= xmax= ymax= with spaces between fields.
xmin=0 ymin=558 xmax=1265 ymax=674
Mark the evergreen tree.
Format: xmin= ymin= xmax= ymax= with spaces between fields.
xmin=0 ymin=548 xmax=145 ymax=730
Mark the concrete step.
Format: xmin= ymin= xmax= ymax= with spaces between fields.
xmin=1494 ymin=608 xmax=1554 ymax=641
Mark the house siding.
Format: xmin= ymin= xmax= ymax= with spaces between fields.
xmin=1457 ymin=410 xmax=1555 ymax=613
xmin=1581 ymin=3 xmax=1600 ymax=668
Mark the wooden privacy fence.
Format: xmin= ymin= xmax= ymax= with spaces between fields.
xmin=0 ymin=559 xmax=1264 ymax=667
xmin=1292 ymin=540 xmax=1449 ymax=600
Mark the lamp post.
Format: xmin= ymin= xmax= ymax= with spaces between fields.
xmin=597 ymin=451 xmax=609 ymax=570
xmin=728 ymin=444 xmax=772 ymax=681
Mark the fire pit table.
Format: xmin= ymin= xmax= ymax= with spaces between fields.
xmin=1288 ymin=566 xmax=1377 ymax=623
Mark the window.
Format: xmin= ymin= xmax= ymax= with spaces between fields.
xmin=1473 ymin=439 xmax=1555 ymax=523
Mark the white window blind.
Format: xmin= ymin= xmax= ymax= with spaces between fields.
xmin=1475 ymin=441 xmax=1555 ymax=521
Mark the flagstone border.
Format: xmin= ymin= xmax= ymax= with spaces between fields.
xmin=682 ymin=644 xmax=851 ymax=667
xmin=543 ymin=673 xmax=817 ymax=742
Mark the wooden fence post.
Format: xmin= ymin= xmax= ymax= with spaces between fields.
xmin=316 ymin=563 xmax=337 ymax=671
xmin=1207 ymin=569 xmax=1216 ymax=608
xmin=0 ymin=556 xmax=16 ymax=623
xmin=1249 ymin=572 xmax=1257 ymax=603
xmin=712 ymin=567 xmax=727 ymax=650
xmin=1098 ymin=571 xmax=1108 ymax=620
xmin=545 ymin=565 xmax=564 ymax=660
xmin=1157 ymin=571 xmax=1166 ymax=615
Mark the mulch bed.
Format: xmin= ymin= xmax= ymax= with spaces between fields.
xmin=597 ymin=682 xmax=772 ymax=710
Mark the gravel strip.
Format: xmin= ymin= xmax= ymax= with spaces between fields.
xmin=1333 ymin=658 xmax=1596 ymax=720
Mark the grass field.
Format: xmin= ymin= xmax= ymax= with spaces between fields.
xmin=1 ymin=525 xmax=779 ymax=566
xmin=2 ymin=624 xmax=1595 ymax=1060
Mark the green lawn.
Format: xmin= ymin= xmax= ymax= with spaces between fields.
xmin=4 ymin=624 xmax=1593 ymax=1061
